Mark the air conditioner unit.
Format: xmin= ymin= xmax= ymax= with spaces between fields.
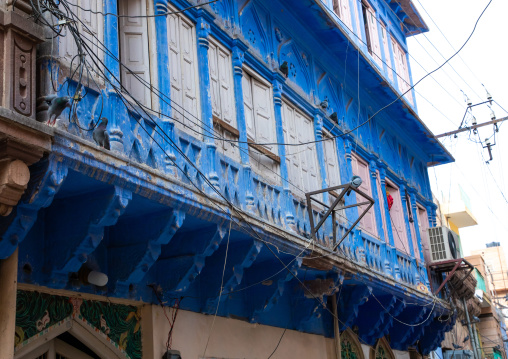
xmin=443 ymin=350 xmax=473 ymax=359
xmin=427 ymin=226 xmax=461 ymax=263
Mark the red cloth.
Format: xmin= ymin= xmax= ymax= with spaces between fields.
xmin=387 ymin=192 xmax=394 ymax=211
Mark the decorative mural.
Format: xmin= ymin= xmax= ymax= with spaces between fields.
xmin=341 ymin=329 xmax=365 ymax=359
xmin=15 ymin=291 xmax=141 ymax=359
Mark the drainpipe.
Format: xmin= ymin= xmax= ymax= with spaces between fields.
xmin=463 ymin=297 xmax=479 ymax=359
xmin=0 ymin=248 xmax=18 ymax=359
xmin=472 ymin=323 xmax=483 ymax=359
xmin=332 ymin=293 xmax=342 ymax=359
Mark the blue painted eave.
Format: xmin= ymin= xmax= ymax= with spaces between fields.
xmin=279 ymin=0 xmax=452 ymax=166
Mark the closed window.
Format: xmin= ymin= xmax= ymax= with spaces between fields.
xmin=417 ymin=205 xmax=430 ymax=262
xmin=209 ymin=37 xmax=236 ymax=127
xmin=391 ymin=37 xmax=413 ymax=103
xmin=209 ymin=37 xmax=239 ymax=161
xmin=323 ymin=132 xmax=341 ymax=188
xmin=332 ymin=0 xmax=352 ymax=30
xmin=361 ymin=1 xmax=382 ymax=66
xmin=60 ymin=0 xmax=103 ymax=74
xmin=386 ymin=181 xmax=409 ymax=252
xmin=167 ymin=10 xmax=201 ymax=137
xmin=242 ymin=69 xmax=279 ymax=184
xmin=118 ymin=0 xmax=152 ymax=107
xmin=282 ymin=101 xmax=321 ymax=195
xmin=351 ymin=155 xmax=377 ymax=236
xmin=380 ymin=24 xmax=393 ymax=81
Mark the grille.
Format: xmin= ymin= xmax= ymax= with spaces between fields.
xmin=429 ymin=227 xmax=446 ymax=261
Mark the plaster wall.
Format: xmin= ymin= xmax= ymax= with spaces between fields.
xmin=143 ymin=305 xmax=336 ymax=359
xmin=393 ymin=349 xmax=411 ymax=359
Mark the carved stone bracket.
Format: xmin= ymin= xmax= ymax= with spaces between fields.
xmin=0 ymin=155 xmax=68 ymax=259
xmin=50 ymin=186 xmax=132 ymax=288
xmin=114 ymin=209 xmax=186 ymax=296
xmin=204 ymin=240 xmax=262 ymax=314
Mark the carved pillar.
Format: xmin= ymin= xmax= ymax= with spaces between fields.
xmin=0 ymin=5 xmax=44 ymax=119
xmin=399 ymin=184 xmax=415 ymax=257
xmin=378 ymin=165 xmax=399 ymax=279
xmin=368 ymin=160 xmax=385 ymax=242
xmin=154 ymin=0 xmax=177 ymax=174
xmin=103 ymin=0 xmax=124 ymax=152
xmin=196 ymin=11 xmax=220 ymax=192
xmin=343 ymin=138 xmax=358 ymax=221
xmin=231 ymin=40 xmax=254 ymax=210
xmin=407 ymin=189 xmax=423 ymax=261
xmin=272 ymin=75 xmax=294 ymax=228
xmin=314 ymin=113 xmax=328 ymax=203
xmin=0 ymin=248 xmax=17 ymax=359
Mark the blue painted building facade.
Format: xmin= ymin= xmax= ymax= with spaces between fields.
xmin=0 ymin=0 xmax=458 ymax=357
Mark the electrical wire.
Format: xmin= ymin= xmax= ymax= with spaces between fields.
xmin=202 ymin=219 xmax=232 ymax=358
xmin=34 ymin=0 xmax=453 ymax=343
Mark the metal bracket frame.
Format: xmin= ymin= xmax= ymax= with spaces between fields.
xmin=427 ymin=258 xmax=475 ymax=296
xmin=305 ymin=183 xmax=375 ymax=252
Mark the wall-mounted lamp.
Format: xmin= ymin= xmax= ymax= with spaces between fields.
xmin=78 ymin=266 xmax=108 ymax=287
xmin=163 ymin=350 xmax=182 ymax=359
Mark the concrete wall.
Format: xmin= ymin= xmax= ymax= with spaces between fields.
xmin=143 ymin=305 xmax=336 ymax=359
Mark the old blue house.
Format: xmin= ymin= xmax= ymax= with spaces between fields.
xmin=0 ymin=0 xmax=458 ymax=357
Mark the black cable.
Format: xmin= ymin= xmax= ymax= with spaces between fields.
xmin=267 ymin=328 xmax=287 ymax=359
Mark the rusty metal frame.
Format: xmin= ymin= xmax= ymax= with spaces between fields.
xmin=305 ymin=183 xmax=375 ymax=252
xmin=428 ymin=258 xmax=475 ymax=296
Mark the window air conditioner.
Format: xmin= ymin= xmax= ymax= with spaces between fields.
xmin=427 ymin=226 xmax=461 ymax=263
xmin=443 ymin=350 xmax=473 ymax=359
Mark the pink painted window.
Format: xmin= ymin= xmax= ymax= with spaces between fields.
xmin=386 ymin=182 xmax=409 ymax=252
xmin=351 ymin=155 xmax=377 ymax=237
xmin=417 ymin=206 xmax=430 ymax=262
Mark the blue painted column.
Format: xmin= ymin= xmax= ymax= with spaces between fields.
xmin=314 ymin=113 xmax=329 ymax=204
xmin=103 ymin=0 xmax=124 ymax=152
xmin=272 ymin=76 xmax=294 ymax=229
xmin=231 ymin=40 xmax=254 ymax=210
xmin=378 ymin=164 xmax=399 ymax=279
xmin=399 ymin=184 xmax=415 ymax=257
xmin=154 ymin=0 xmax=177 ymax=174
xmin=343 ymin=138 xmax=362 ymax=255
xmin=408 ymin=189 xmax=430 ymax=287
xmin=368 ymin=160 xmax=384 ymax=242
xmin=407 ymin=189 xmax=423 ymax=261
xmin=196 ymin=11 xmax=220 ymax=192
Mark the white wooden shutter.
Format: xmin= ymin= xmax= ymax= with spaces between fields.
xmin=208 ymin=41 xmax=221 ymax=120
xmin=388 ymin=186 xmax=408 ymax=252
xmin=381 ymin=25 xmax=393 ymax=81
xmin=167 ymin=13 xmax=183 ymax=125
xmin=352 ymin=155 xmax=377 ymax=236
xmin=253 ymin=79 xmax=276 ymax=153
xmin=298 ymin=114 xmax=320 ymax=193
xmin=119 ymin=0 xmax=152 ymax=106
xmin=167 ymin=13 xmax=200 ymax=136
xmin=323 ymin=134 xmax=340 ymax=187
xmin=179 ymin=17 xmax=200 ymax=134
xmin=60 ymin=0 xmax=102 ymax=72
xmin=218 ymin=46 xmax=235 ymax=126
xmin=282 ymin=102 xmax=301 ymax=189
xmin=339 ymin=0 xmax=352 ymax=30
xmin=242 ymin=72 xmax=256 ymax=140
xmin=367 ymin=8 xmax=382 ymax=66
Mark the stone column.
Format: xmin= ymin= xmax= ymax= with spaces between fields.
xmin=196 ymin=11 xmax=220 ymax=192
xmin=103 ymin=0 xmax=124 ymax=152
xmin=0 ymin=248 xmax=18 ymax=359
xmin=153 ymin=0 xmax=177 ymax=174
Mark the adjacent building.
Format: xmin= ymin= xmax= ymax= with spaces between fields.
xmin=0 ymin=0 xmax=460 ymax=358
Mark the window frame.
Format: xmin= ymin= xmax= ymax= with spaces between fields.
xmin=385 ymin=179 xmax=409 ymax=252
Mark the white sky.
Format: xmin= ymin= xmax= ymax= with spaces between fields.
xmin=406 ymin=0 xmax=508 ymax=257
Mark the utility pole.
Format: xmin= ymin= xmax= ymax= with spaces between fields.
xmin=435 ymin=116 xmax=508 ymax=139
xmin=463 ymin=297 xmax=481 ymax=359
